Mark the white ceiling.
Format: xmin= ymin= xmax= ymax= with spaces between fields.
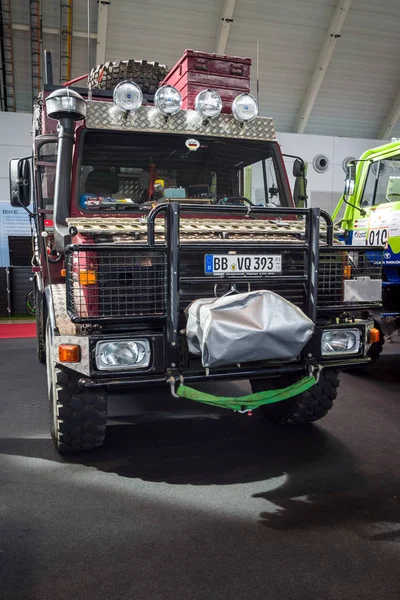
xmin=9 ymin=0 xmax=400 ymax=139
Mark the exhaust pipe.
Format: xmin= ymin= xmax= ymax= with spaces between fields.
xmin=45 ymin=88 xmax=86 ymax=251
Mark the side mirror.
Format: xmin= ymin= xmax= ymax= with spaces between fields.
xmin=9 ymin=158 xmax=31 ymax=208
xmin=294 ymin=176 xmax=308 ymax=208
xmin=293 ymin=160 xmax=308 ymax=208
xmin=344 ymin=162 xmax=356 ymax=196
xmin=292 ymin=158 xmax=304 ymax=178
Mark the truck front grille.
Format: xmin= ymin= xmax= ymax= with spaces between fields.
xmin=179 ymin=249 xmax=308 ymax=312
xmin=65 ymin=245 xmax=382 ymax=324
xmin=66 ymin=249 xmax=167 ymax=321
xmin=318 ymin=249 xmax=383 ymax=308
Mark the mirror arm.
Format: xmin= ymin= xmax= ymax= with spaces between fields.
xmin=282 ymin=153 xmax=305 ymax=166
xmin=343 ymin=195 xmax=366 ymax=217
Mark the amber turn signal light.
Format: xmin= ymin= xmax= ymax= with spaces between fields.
xmin=61 ymin=268 xmax=66 ymax=277
xmin=343 ymin=265 xmax=352 ymax=279
xmin=59 ymin=344 xmax=81 ymax=363
xmin=368 ymin=328 xmax=380 ymax=344
xmin=79 ymin=270 xmax=97 ymax=285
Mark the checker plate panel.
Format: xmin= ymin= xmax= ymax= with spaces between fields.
xmin=85 ymin=102 xmax=276 ymax=141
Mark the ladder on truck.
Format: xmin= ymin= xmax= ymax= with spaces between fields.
xmin=0 ymin=0 xmax=16 ymax=111
xmin=30 ymin=0 xmax=42 ymax=101
xmin=60 ymin=1 xmax=73 ymax=83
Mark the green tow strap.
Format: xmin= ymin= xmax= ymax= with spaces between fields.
xmin=176 ymin=375 xmax=316 ymax=412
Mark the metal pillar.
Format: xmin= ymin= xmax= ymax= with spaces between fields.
xmin=60 ymin=0 xmax=73 ymax=83
xmin=30 ymin=0 xmax=42 ymax=100
xmin=0 ymin=0 xmax=16 ymax=111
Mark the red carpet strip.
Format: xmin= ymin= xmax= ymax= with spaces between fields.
xmin=0 ymin=323 xmax=37 ymax=339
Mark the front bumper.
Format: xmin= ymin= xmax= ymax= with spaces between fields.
xmin=53 ymin=319 xmax=376 ymax=390
xmin=77 ymin=356 xmax=372 ymax=389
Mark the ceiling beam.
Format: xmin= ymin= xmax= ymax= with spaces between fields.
xmin=216 ymin=0 xmax=237 ymax=55
xmin=12 ymin=23 xmax=97 ymax=39
xmin=379 ymin=87 xmax=400 ymax=139
xmin=294 ymin=0 xmax=352 ymax=134
xmin=96 ymin=0 xmax=110 ymax=65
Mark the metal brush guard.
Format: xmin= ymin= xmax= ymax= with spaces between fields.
xmin=65 ymin=203 xmax=383 ymax=328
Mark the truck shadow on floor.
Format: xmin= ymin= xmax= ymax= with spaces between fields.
xmin=254 ymin=489 xmax=400 ymax=541
xmin=63 ymin=415 xmax=357 ymax=488
xmin=64 ymin=413 xmax=400 ymax=540
xmin=347 ymin=345 xmax=400 ymax=386
xmin=0 ymin=409 xmax=365 ymax=490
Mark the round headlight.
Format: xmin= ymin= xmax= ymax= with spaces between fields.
xmin=154 ymin=85 xmax=182 ymax=115
xmin=113 ymin=81 xmax=143 ymax=112
xmin=195 ymin=89 xmax=222 ymax=119
xmin=232 ymin=93 xmax=258 ymax=122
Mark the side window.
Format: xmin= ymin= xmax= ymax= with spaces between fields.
xmin=250 ymin=157 xmax=282 ymax=206
xmin=361 ymin=155 xmax=400 ymax=207
xmin=37 ymin=142 xmax=58 ymax=211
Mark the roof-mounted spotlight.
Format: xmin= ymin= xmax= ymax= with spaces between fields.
xmin=195 ymin=89 xmax=222 ymax=119
xmin=113 ymin=81 xmax=143 ymax=112
xmin=154 ymin=85 xmax=182 ymax=116
xmin=232 ymin=93 xmax=258 ymax=123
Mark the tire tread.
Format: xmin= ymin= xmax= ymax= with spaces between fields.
xmin=88 ymin=59 xmax=169 ymax=94
xmin=251 ymin=370 xmax=339 ymax=425
xmin=52 ymin=368 xmax=107 ymax=452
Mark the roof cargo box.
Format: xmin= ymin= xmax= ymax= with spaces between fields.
xmin=160 ymin=49 xmax=252 ymax=113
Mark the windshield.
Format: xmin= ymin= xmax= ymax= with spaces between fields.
xmin=361 ymin=154 xmax=400 ymax=207
xmin=77 ymin=131 xmax=291 ymax=211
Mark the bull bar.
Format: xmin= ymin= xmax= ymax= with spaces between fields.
xmin=64 ymin=203 xmax=381 ymax=379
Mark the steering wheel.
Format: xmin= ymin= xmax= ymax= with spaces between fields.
xmin=220 ymin=196 xmax=253 ymax=206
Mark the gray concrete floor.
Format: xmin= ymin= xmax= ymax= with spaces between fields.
xmin=0 ymin=338 xmax=399 ymax=600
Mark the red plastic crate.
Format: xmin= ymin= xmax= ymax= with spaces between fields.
xmin=160 ymin=49 xmax=252 ymax=113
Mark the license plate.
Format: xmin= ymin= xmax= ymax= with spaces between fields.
xmin=205 ymin=254 xmax=282 ymax=275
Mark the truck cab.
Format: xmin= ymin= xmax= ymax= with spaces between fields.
xmin=333 ymin=139 xmax=400 ymax=339
xmin=10 ymin=52 xmax=383 ymax=453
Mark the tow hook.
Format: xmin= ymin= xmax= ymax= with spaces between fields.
xmin=308 ymin=361 xmax=322 ymax=384
xmin=236 ymin=408 xmax=253 ymax=416
xmin=167 ymin=375 xmax=184 ymax=398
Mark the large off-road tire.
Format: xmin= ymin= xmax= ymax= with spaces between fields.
xmin=88 ymin=59 xmax=169 ymax=94
xmin=46 ymin=320 xmax=107 ymax=452
xmin=367 ymin=338 xmax=384 ymax=363
xmin=36 ymin=289 xmax=46 ymax=364
xmin=250 ymin=370 xmax=340 ymax=425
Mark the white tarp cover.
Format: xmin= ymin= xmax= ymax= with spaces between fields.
xmin=186 ymin=290 xmax=314 ymax=368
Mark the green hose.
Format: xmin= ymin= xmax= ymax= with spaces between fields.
xmin=175 ymin=374 xmax=316 ymax=412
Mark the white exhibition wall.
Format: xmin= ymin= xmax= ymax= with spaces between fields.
xmin=0 ymin=110 xmax=386 ymax=265
xmin=277 ymin=132 xmax=384 ymax=214
xmin=0 ymin=112 xmax=33 ymax=267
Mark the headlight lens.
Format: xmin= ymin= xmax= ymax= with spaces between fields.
xmin=154 ymin=85 xmax=182 ymax=115
xmin=195 ymin=89 xmax=222 ymax=119
xmin=321 ymin=329 xmax=361 ymax=356
xmin=96 ymin=340 xmax=150 ymax=370
xmin=232 ymin=93 xmax=258 ymax=122
xmin=113 ymin=81 xmax=143 ymax=112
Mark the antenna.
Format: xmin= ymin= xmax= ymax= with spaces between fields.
xmin=87 ymin=0 xmax=91 ymax=97
xmin=256 ymin=39 xmax=260 ymax=106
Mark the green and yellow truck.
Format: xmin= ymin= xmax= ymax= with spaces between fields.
xmin=333 ymin=139 xmax=400 ymax=350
